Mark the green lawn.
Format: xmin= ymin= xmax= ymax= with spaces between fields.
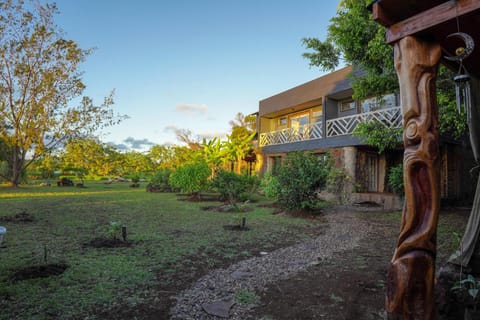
xmin=0 ymin=181 xmax=324 ymax=319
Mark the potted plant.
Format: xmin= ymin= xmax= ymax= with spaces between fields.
xmin=451 ymin=274 xmax=480 ymax=320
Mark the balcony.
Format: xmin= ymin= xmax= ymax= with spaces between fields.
xmin=259 ymin=106 xmax=402 ymax=147
xmin=326 ymin=106 xmax=402 ymax=137
xmin=259 ymin=121 xmax=323 ymax=147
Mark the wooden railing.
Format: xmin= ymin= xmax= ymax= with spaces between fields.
xmin=259 ymin=107 xmax=403 ymax=147
xmin=259 ymin=121 xmax=323 ymax=147
xmin=326 ymin=106 xmax=402 ymax=137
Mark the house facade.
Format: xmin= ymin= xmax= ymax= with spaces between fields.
xmin=257 ymin=66 xmax=475 ymax=209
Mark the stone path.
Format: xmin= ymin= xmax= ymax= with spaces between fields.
xmin=170 ymin=209 xmax=374 ymax=319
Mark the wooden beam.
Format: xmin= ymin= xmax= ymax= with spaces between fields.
xmin=372 ymin=2 xmax=396 ymax=27
xmin=373 ymin=0 xmax=480 ymax=44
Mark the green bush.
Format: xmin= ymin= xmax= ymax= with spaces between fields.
xmin=169 ymin=162 xmax=210 ymax=198
xmin=388 ymin=164 xmax=404 ymax=197
xmin=276 ymin=151 xmax=330 ymax=211
xmin=146 ymin=169 xmax=173 ymax=192
xmin=211 ymin=170 xmax=259 ymax=203
xmin=260 ymin=172 xmax=280 ymax=199
xmin=352 ymin=121 xmax=402 ymax=154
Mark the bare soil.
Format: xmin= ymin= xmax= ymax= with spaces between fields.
xmin=11 ymin=263 xmax=69 ymax=282
xmin=84 ymin=237 xmax=132 ymax=248
xmin=0 ymin=211 xmax=35 ymax=223
xmin=81 ymin=207 xmax=470 ymax=319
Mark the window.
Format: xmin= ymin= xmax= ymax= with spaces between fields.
xmin=290 ymin=112 xmax=310 ymax=128
xmin=312 ymin=106 xmax=322 ymax=122
xmin=361 ymin=93 xmax=398 ymax=113
xmin=340 ymin=99 xmax=356 ymax=112
xmin=277 ymin=117 xmax=287 ymax=127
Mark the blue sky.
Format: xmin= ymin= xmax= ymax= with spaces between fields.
xmin=54 ymin=1 xmax=340 ymax=151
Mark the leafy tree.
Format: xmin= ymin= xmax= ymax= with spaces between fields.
xmin=31 ymin=153 xmax=60 ymax=179
xmin=352 ymin=121 xmax=402 ymax=154
xmin=147 ymin=145 xmax=177 ymax=170
xmin=388 ymin=164 xmax=404 ymax=197
xmin=60 ymin=137 xmax=122 ymax=178
xmin=201 ymin=137 xmax=226 ymax=177
xmin=146 ymin=169 xmax=174 ymax=192
xmin=169 ymin=161 xmax=210 ymax=200
xmin=229 ymin=112 xmax=256 ymax=139
xmin=260 ymin=172 xmax=280 ymax=199
xmin=122 ymin=151 xmax=154 ymax=178
xmin=225 ymin=132 xmax=256 ymax=174
xmin=211 ymin=170 xmax=259 ymax=204
xmin=276 ymin=152 xmax=330 ymax=211
xmin=302 ymin=0 xmax=397 ymax=100
xmin=0 ymin=1 xmax=125 ymax=186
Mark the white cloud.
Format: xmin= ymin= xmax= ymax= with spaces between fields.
xmin=176 ymin=103 xmax=208 ymax=115
xmin=108 ymin=137 xmax=156 ymax=151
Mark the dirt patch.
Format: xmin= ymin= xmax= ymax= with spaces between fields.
xmin=246 ymin=209 xmax=469 ymax=320
xmin=0 ymin=211 xmax=35 ymax=223
xmin=247 ymin=217 xmax=396 ymax=319
xmin=201 ymin=204 xmax=255 ymax=213
xmin=84 ymin=237 xmax=132 ymax=248
xmin=11 ymin=263 xmax=69 ymax=282
xmin=222 ymin=225 xmax=250 ymax=231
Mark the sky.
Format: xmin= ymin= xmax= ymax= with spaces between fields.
xmin=54 ymin=0 xmax=341 ymax=151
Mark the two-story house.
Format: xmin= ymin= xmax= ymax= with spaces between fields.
xmin=257 ymin=66 xmax=475 ymax=209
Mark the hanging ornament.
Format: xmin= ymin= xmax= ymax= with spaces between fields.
xmin=443 ymin=4 xmax=475 ymax=120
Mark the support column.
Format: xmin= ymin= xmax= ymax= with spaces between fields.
xmin=386 ymin=36 xmax=441 ymax=319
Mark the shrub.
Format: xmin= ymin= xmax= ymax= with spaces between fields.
xmin=352 ymin=121 xmax=402 ymax=154
xmin=326 ymin=167 xmax=351 ymax=204
xmin=211 ymin=170 xmax=259 ymax=203
xmin=169 ymin=162 xmax=210 ymax=198
xmin=146 ymin=169 xmax=173 ymax=192
xmin=388 ymin=164 xmax=404 ymax=197
xmin=276 ymin=151 xmax=330 ymax=211
xmin=260 ymin=172 xmax=280 ymax=199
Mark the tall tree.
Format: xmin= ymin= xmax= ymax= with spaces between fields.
xmin=61 ymin=137 xmax=122 ymax=178
xmin=0 ymin=0 xmax=125 ymax=186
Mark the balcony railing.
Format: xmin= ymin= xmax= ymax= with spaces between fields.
xmin=326 ymin=106 xmax=402 ymax=137
xmin=259 ymin=121 xmax=323 ymax=147
xmin=259 ymin=106 xmax=403 ymax=147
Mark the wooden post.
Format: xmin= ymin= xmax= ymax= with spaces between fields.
xmin=386 ymin=36 xmax=442 ymax=319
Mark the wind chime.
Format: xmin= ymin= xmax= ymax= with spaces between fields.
xmin=444 ymin=11 xmax=475 ymax=122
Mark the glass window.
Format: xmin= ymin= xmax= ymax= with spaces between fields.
xmin=340 ymin=99 xmax=356 ymax=112
xmin=277 ymin=117 xmax=287 ymax=127
xmin=290 ymin=113 xmax=310 ymax=129
xmin=361 ymin=93 xmax=397 ymax=112
xmin=312 ymin=106 xmax=322 ymax=122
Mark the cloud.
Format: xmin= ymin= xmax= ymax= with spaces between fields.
xmin=164 ymin=125 xmax=180 ymax=134
xmin=109 ymin=137 xmax=156 ymax=151
xmin=198 ymin=131 xmax=226 ymax=140
xmin=176 ymin=104 xmax=208 ymax=115
xmin=123 ymin=137 xmax=155 ymax=150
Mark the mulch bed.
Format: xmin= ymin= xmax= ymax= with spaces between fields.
xmin=11 ymin=263 xmax=69 ymax=282
xmin=0 ymin=211 xmax=35 ymax=223
xmin=84 ymin=237 xmax=132 ymax=248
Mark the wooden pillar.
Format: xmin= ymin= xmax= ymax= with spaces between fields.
xmin=386 ymin=36 xmax=442 ymax=319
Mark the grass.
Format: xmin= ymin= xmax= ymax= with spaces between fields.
xmin=0 ymin=181 xmax=324 ymax=319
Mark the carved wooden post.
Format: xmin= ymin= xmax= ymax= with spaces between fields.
xmin=386 ymin=36 xmax=441 ymax=319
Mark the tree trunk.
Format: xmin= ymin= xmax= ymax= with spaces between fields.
xmin=386 ymin=36 xmax=441 ymax=319
xmin=11 ymin=145 xmax=22 ymax=187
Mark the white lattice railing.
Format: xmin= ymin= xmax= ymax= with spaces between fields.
xmin=259 ymin=121 xmax=323 ymax=147
xmin=326 ymin=106 xmax=402 ymax=137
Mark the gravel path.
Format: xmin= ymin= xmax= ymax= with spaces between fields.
xmin=170 ymin=208 xmax=374 ymax=319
